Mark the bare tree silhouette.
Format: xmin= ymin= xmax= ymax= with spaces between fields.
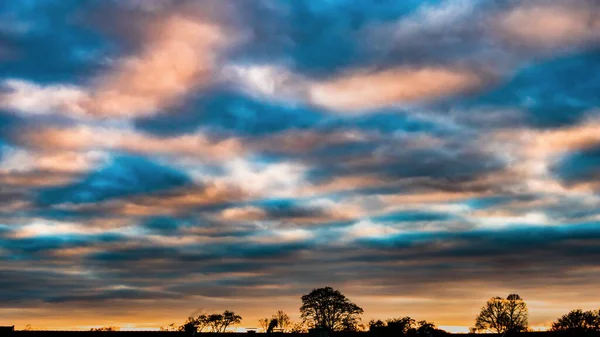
xmin=290 ymin=321 xmax=308 ymax=333
xmin=180 ymin=310 xmax=241 ymax=333
xmin=220 ymin=311 xmax=242 ymax=332
xmin=475 ymin=294 xmax=528 ymax=334
xmin=159 ymin=323 xmax=178 ymax=331
xmin=259 ymin=318 xmax=270 ymax=332
xmin=272 ymin=310 xmax=291 ymax=332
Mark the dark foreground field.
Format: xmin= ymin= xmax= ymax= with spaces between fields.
xmin=3 ymin=332 xmax=600 ymax=337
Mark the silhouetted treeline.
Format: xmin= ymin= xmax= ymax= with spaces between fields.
xmin=178 ymin=311 xmax=242 ymax=333
xmin=368 ymin=317 xmax=447 ymax=337
xmin=550 ymin=309 xmax=600 ymax=333
xmin=8 ymin=287 xmax=600 ymax=335
xmin=6 ymin=330 xmax=600 ymax=336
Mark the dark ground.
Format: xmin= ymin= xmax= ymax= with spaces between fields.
xmin=3 ymin=332 xmax=600 ymax=337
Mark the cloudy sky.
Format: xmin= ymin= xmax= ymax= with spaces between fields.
xmin=1 ymin=0 xmax=600 ymax=332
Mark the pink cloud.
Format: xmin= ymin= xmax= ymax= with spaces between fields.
xmin=21 ymin=126 xmax=244 ymax=161
xmin=0 ymin=15 xmax=233 ymax=119
xmin=86 ymin=16 xmax=228 ymax=117
xmin=224 ymin=62 xmax=493 ymax=113
xmin=496 ymin=1 xmax=600 ymax=50
xmin=309 ymin=66 xmax=490 ymax=112
xmin=217 ymin=206 xmax=267 ymax=222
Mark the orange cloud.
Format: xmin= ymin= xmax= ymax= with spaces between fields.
xmin=381 ymin=190 xmax=484 ymax=205
xmin=59 ymin=183 xmax=247 ymax=217
xmin=217 ymin=206 xmax=267 ymax=222
xmin=86 ymin=16 xmax=227 ymax=117
xmin=496 ymin=2 xmax=600 ymax=49
xmin=21 ymin=126 xmax=244 ymax=161
xmin=533 ymin=119 xmax=600 ymax=154
xmin=227 ymin=62 xmax=492 ymax=113
xmin=0 ymin=15 xmax=231 ymax=119
xmin=488 ymin=116 xmax=600 ymax=196
xmin=494 ymin=117 xmax=600 ymax=161
xmin=0 ymin=171 xmax=74 ymax=187
xmin=309 ymin=67 xmax=489 ymax=112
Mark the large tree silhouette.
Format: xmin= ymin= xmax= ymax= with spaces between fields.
xmin=221 ymin=311 xmax=242 ymax=332
xmin=551 ymin=309 xmax=600 ymax=332
xmin=300 ymin=286 xmax=363 ymax=331
xmin=475 ymin=294 xmax=528 ymax=334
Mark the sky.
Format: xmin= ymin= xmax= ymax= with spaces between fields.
xmin=0 ymin=0 xmax=600 ymax=332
